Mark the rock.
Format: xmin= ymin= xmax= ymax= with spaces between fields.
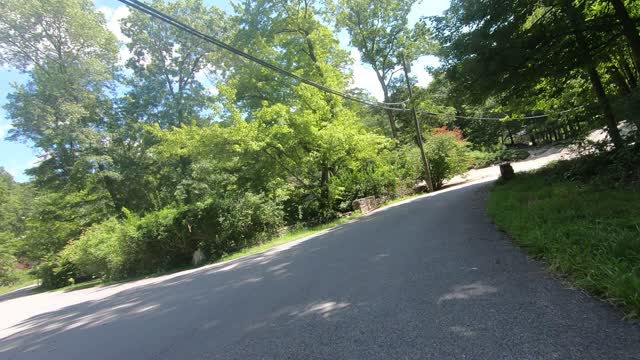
xmin=192 ymin=248 xmax=206 ymax=266
xmin=499 ymin=162 xmax=515 ymax=181
xmin=352 ymin=196 xmax=377 ymax=214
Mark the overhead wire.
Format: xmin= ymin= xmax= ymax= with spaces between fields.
xmin=418 ymin=106 xmax=585 ymax=121
xmin=117 ymin=0 xmax=589 ymax=121
xmin=117 ymin=0 xmax=410 ymax=111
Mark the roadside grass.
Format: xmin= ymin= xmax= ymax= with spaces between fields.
xmin=0 ymin=269 xmax=37 ymax=296
xmin=217 ymin=213 xmax=361 ymax=263
xmin=488 ymin=171 xmax=640 ymax=318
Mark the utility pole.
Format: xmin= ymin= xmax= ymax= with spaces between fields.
xmin=401 ymin=55 xmax=433 ymax=192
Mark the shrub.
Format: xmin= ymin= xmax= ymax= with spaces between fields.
xmin=192 ymin=193 xmax=284 ymax=259
xmin=497 ymin=149 xmax=530 ymax=162
xmin=62 ymin=218 xmax=134 ymax=280
xmin=34 ymin=254 xmax=82 ymax=289
xmin=468 ymin=148 xmax=530 ymax=169
xmin=0 ymin=253 xmax=19 ymax=286
xmin=394 ymin=131 xmax=470 ymax=190
xmin=423 ymin=131 xmax=471 ymax=189
xmin=332 ymin=157 xmax=398 ymax=212
xmin=468 ymin=150 xmax=499 ymax=169
xmin=57 ymin=191 xmax=285 ymax=283
xmin=134 ymin=207 xmax=191 ymax=272
xmin=62 ymin=208 xmax=189 ymax=281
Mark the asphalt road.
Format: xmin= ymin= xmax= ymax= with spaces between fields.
xmin=1 ymin=180 xmax=639 ymax=360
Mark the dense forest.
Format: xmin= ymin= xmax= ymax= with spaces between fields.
xmin=0 ymin=0 xmax=638 ymax=289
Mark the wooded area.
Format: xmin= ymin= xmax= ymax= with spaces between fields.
xmin=0 ymin=0 xmax=638 ymax=289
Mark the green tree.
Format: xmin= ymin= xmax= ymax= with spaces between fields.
xmin=120 ymin=0 xmax=231 ymax=127
xmin=221 ymin=0 xmax=396 ymax=218
xmin=0 ymin=168 xmax=34 ymax=285
xmin=0 ymin=0 xmax=119 ymax=188
xmin=331 ymin=0 xmax=434 ymax=138
xmin=431 ymin=0 xmax=629 ymax=147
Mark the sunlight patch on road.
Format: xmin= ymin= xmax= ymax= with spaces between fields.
xmin=290 ymin=301 xmax=351 ymax=319
xmin=438 ymin=282 xmax=498 ymax=304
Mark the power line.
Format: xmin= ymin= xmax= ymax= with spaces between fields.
xmin=117 ymin=0 xmax=590 ymax=120
xmin=419 ymin=106 xmax=584 ymax=121
xmin=117 ymin=0 xmax=409 ymax=111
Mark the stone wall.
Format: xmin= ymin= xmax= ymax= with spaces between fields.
xmin=352 ymin=196 xmax=388 ymax=214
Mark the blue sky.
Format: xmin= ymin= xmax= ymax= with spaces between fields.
xmin=0 ymin=0 xmax=450 ymax=182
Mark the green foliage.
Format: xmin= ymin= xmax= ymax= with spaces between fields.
xmin=541 ymin=142 xmax=640 ymax=185
xmin=393 ymin=131 xmax=471 ymax=190
xmin=60 ymin=192 xmax=284 ymax=283
xmin=499 ymin=149 xmax=531 ymax=162
xmin=34 ymin=254 xmax=81 ymax=289
xmin=423 ymin=131 xmax=470 ymax=189
xmin=431 ymin=0 xmax=637 ymax=147
xmin=331 ymin=0 xmax=435 ymax=137
xmin=121 ymin=0 xmax=230 ymax=127
xmin=1 ymin=0 xmax=118 ymax=189
xmin=0 ymin=168 xmax=34 ymax=286
xmin=192 ymin=193 xmax=284 ymax=259
xmin=62 ymin=218 xmax=133 ymax=280
xmin=488 ymin=159 xmax=640 ymax=317
xmin=0 ymin=267 xmax=35 ymax=295
xmin=468 ymin=149 xmax=530 ymax=169
xmin=0 ymin=253 xmax=19 ymax=286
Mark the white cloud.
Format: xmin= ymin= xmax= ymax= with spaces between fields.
xmin=349 ymin=49 xmax=384 ymax=101
xmin=99 ymin=6 xmax=131 ymax=43
xmin=0 ymin=123 xmax=11 ymax=138
xmin=348 ymin=49 xmax=439 ymax=101
xmin=412 ymin=55 xmax=441 ymax=88
xmin=98 ymin=5 xmax=132 ymax=65
xmin=195 ymin=66 xmax=221 ymax=96
xmin=26 ymin=156 xmax=41 ymax=167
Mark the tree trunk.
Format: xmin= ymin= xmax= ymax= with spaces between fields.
xmin=587 ymin=66 xmax=624 ymax=147
xmin=562 ymin=0 xmax=623 ymax=148
xmin=98 ymin=163 xmax=123 ymax=214
xmin=608 ymin=64 xmax=632 ymax=95
xmin=610 ymin=0 xmax=640 ymax=75
xmin=376 ymin=71 xmax=398 ymax=138
xmin=385 ymin=108 xmax=398 ymax=139
xmin=319 ymin=162 xmax=330 ymax=212
xmin=619 ymin=56 xmax=638 ymax=88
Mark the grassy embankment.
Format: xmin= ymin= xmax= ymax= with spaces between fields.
xmin=488 ymin=147 xmax=640 ymax=318
xmin=0 ymin=269 xmax=36 ymax=295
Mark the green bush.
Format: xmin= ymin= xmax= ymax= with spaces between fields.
xmin=468 ymin=150 xmax=499 ymax=168
xmin=423 ymin=132 xmax=471 ymax=189
xmin=62 ymin=218 xmax=134 ymax=280
xmin=34 ymin=254 xmax=81 ymax=289
xmin=0 ymin=253 xmax=19 ymax=286
xmin=468 ymin=148 xmax=530 ymax=169
xmin=394 ymin=132 xmax=471 ymax=190
xmin=58 ymin=192 xmax=284 ymax=283
xmin=192 ymin=193 xmax=284 ymax=259
xmin=332 ymin=157 xmax=398 ymax=212
xmin=393 ymin=145 xmax=424 ymax=187
xmin=497 ymin=148 xmax=530 ymax=162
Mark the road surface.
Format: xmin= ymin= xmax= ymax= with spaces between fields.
xmin=1 ymin=179 xmax=639 ymax=359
